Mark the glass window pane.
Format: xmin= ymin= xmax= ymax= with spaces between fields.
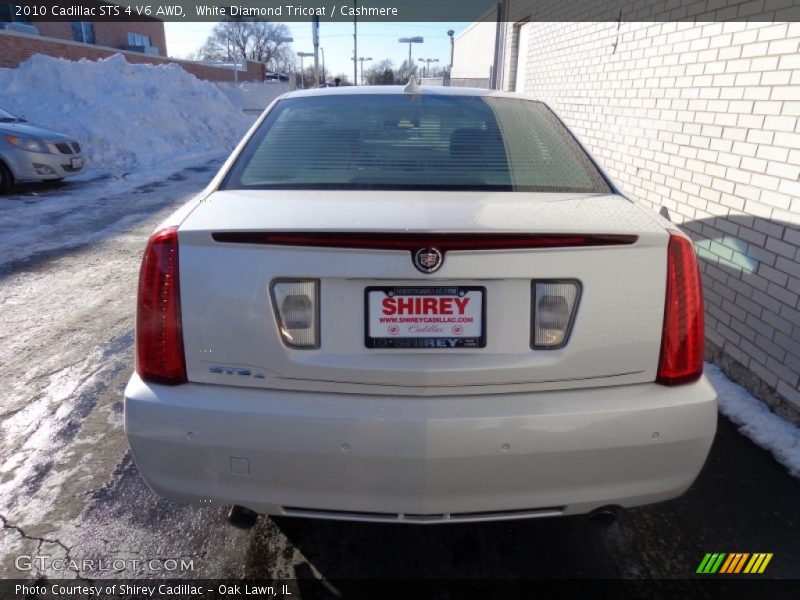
xmin=224 ymin=94 xmax=611 ymax=193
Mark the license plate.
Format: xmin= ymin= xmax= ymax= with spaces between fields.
xmin=71 ymin=157 xmax=83 ymax=169
xmin=365 ymin=286 xmax=486 ymax=349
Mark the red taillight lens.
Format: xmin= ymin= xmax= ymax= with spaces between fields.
xmin=136 ymin=226 xmax=187 ymax=385
xmin=657 ymin=230 xmax=704 ymax=385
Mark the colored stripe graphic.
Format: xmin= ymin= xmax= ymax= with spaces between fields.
xmin=744 ymin=553 xmax=773 ymax=574
xmin=710 ymin=553 xmax=726 ymax=573
xmin=697 ymin=553 xmax=727 ymax=574
xmin=732 ymin=553 xmax=749 ymax=573
xmin=696 ymin=553 xmax=714 ymax=573
xmin=699 ymin=553 xmax=773 ymax=574
xmin=720 ymin=552 xmax=750 ymax=573
xmin=719 ymin=554 xmax=736 ymax=574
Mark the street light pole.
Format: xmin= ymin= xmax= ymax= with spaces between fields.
xmin=269 ymin=35 xmax=293 ymax=80
xmin=398 ymin=36 xmax=423 ymax=79
xmin=297 ymin=51 xmax=314 ymax=89
xmin=227 ymin=33 xmax=239 ymax=84
xmin=447 ymin=29 xmax=455 ymax=80
xmin=418 ymin=58 xmax=439 ymax=78
xmin=355 ymin=57 xmax=372 ymax=85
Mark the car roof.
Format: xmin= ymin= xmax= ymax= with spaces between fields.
xmin=282 ymin=85 xmax=530 ymax=101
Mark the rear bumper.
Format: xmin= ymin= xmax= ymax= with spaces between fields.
xmin=124 ymin=374 xmax=717 ymax=524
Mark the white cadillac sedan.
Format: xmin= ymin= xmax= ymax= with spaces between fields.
xmin=125 ymin=85 xmax=717 ymax=525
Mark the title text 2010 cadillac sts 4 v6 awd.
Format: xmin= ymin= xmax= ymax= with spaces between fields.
xmin=124 ymin=86 xmax=717 ymax=525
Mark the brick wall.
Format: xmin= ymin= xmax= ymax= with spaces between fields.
xmin=0 ymin=29 xmax=263 ymax=82
xmin=507 ymin=20 xmax=800 ymax=422
xmin=33 ymin=21 xmax=167 ymax=55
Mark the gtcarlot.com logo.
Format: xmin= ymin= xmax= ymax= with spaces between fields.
xmin=696 ymin=552 xmax=773 ymax=574
xmin=15 ymin=555 xmax=194 ymax=572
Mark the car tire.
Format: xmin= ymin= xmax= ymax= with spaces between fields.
xmin=0 ymin=160 xmax=13 ymax=194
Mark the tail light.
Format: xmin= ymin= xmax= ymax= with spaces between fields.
xmin=657 ymin=230 xmax=704 ymax=385
xmin=136 ymin=226 xmax=187 ymax=385
xmin=531 ymin=280 xmax=581 ymax=349
xmin=270 ymin=280 xmax=319 ymax=348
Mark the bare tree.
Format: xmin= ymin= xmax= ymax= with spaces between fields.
xmin=425 ymin=65 xmax=446 ymax=79
xmin=365 ymin=59 xmax=396 ymax=85
xmin=297 ymin=65 xmax=316 ymax=89
xmin=395 ymin=59 xmax=419 ymax=82
xmin=200 ymin=21 xmax=293 ymax=70
xmin=273 ymin=53 xmax=295 ymax=75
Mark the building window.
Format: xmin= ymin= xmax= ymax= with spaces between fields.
xmin=0 ymin=3 xmax=30 ymax=24
xmin=72 ymin=21 xmax=95 ymax=44
xmin=127 ymin=32 xmax=151 ymax=47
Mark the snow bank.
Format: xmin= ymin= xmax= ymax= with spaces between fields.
xmin=706 ymin=362 xmax=800 ymax=477
xmin=0 ymin=54 xmax=251 ymax=176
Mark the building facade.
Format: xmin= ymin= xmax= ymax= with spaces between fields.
xmin=0 ymin=2 xmax=167 ymax=55
xmin=476 ymin=5 xmax=800 ymax=423
xmin=0 ymin=2 xmax=265 ymax=82
xmin=451 ymin=18 xmax=496 ymax=86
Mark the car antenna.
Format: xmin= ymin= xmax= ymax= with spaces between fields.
xmin=404 ymin=76 xmax=421 ymax=96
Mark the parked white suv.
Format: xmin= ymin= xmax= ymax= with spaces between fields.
xmin=125 ymin=86 xmax=717 ymax=525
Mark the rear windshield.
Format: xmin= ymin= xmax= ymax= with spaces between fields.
xmin=222 ymin=94 xmax=612 ymax=193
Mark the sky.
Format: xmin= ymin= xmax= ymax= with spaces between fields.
xmin=165 ymin=21 xmax=471 ymax=82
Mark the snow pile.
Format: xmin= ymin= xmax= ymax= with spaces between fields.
xmin=706 ymin=362 xmax=800 ymax=477
xmin=0 ymin=54 xmax=251 ymax=175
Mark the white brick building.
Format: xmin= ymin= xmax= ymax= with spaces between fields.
xmin=451 ymin=18 xmax=496 ymax=83
xmin=457 ymin=7 xmax=800 ymax=422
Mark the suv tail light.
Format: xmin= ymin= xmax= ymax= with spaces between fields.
xmin=657 ymin=230 xmax=704 ymax=385
xmin=136 ymin=226 xmax=187 ymax=385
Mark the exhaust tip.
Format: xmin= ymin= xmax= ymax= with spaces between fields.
xmin=587 ymin=505 xmax=623 ymax=526
xmin=227 ymin=505 xmax=259 ymax=530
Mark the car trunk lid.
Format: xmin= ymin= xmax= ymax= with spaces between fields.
xmin=175 ymin=190 xmax=668 ymax=395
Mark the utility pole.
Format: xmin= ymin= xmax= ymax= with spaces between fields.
xmin=312 ymin=15 xmax=320 ymax=88
xmin=352 ymin=0 xmax=358 ymax=85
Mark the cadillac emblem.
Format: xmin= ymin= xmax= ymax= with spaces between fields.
xmin=413 ymin=247 xmax=443 ymax=274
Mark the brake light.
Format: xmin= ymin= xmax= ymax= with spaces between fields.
xmin=136 ymin=226 xmax=187 ymax=385
xmin=657 ymin=231 xmax=704 ymax=385
xmin=212 ymin=232 xmax=638 ymax=250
